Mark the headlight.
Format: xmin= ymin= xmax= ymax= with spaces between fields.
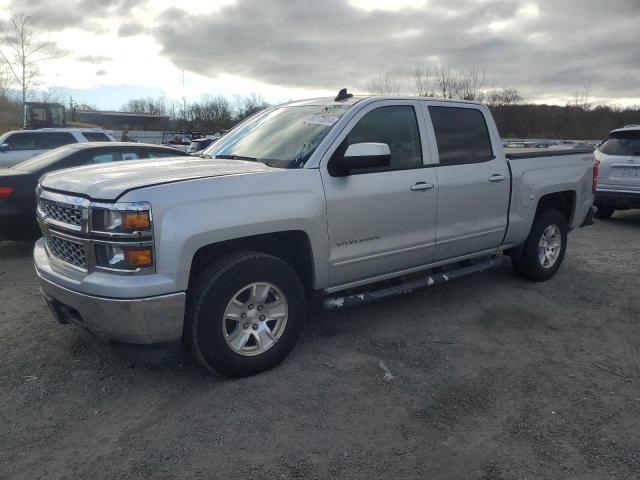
xmin=91 ymin=202 xmax=152 ymax=236
xmin=95 ymin=244 xmax=154 ymax=271
xmin=91 ymin=202 xmax=154 ymax=272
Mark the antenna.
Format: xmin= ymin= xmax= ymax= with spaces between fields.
xmin=335 ymin=88 xmax=353 ymax=101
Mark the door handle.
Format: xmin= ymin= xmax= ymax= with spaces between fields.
xmin=410 ymin=182 xmax=434 ymax=191
xmin=489 ymin=174 xmax=506 ymax=183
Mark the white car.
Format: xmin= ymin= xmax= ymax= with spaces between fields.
xmin=0 ymin=128 xmax=116 ymax=168
xmin=594 ymin=125 xmax=640 ymax=218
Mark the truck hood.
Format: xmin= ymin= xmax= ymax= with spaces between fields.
xmin=39 ymin=157 xmax=275 ymax=200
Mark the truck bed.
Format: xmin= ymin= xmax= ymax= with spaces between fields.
xmin=503 ymin=149 xmax=595 ymax=248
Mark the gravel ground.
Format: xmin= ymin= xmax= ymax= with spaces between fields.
xmin=1 ymin=212 xmax=639 ymax=480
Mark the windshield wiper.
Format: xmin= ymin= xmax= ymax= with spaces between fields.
xmin=215 ymin=154 xmax=259 ymax=162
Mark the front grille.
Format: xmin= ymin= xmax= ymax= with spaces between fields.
xmin=39 ymin=198 xmax=83 ymax=227
xmin=45 ymin=235 xmax=87 ymax=269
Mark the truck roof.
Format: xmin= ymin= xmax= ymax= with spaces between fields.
xmin=284 ymin=94 xmax=485 ymax=108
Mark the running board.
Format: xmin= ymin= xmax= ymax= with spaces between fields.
xmin=323 ymin=255 xmax=503 ymax=310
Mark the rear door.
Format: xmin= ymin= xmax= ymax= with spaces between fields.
xmin=320 ymin=100 xmax=438 ymax=288
xmin=424 ymin=103 xmax=510 ymax=261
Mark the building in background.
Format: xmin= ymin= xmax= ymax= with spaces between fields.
xmin=72 ymin=110 xmax=169 ymax=131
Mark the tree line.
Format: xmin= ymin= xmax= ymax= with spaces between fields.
xmin=116 ymin=92 xmax=269 ymax=133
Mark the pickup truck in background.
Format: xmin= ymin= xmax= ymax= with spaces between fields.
xmin=593 ymin=125 xmax=640 ymax=218
xmin=33 ymin=92 xmax=597 ymax=377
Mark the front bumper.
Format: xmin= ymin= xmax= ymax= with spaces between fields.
xmin=595 ymin=190 xmax=640 ymax=209
xmin=35 ymin=242 xmax=186 ymax=346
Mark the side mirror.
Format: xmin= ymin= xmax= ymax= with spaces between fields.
xmin=0 ymin=144 xmax=9 ymax=153
xmin=331 ymin=142 xmax=391 ymax=175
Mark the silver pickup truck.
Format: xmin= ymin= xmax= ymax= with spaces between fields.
xmin=34 ymin=93 xmax=596 ymax=377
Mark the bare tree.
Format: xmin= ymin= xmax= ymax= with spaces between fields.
xmin=232 ymin=92 xmax=269 ymax=121
xmin=0 ymin=12 xmax=59 ymax=105
xmin=366 ymin=71 xmax=400 ymax=95
xmin=458 ymin=66 xmax=487 ymax=101
xmin=486 ymin=88 xmax=522 ymax=107
xmin=0 ymin=65 xmax=10 ymax=99
xmin=568 ymin=84 xmax=592 ymax=110
xmin=121 ymin=96 xmax=169 ymax=116
xmin=433 ymin=65 xmax=458 ymax=99
xmin=38 ymin=86 xmax=67 ymax=104
xmin=410 ymin=67 xmax=436 ymax=97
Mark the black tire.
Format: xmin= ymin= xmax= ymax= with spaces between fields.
xmin=594 ymin=206 xmax=614 ymax=219
xmin=186 ymin=252 xmax=306 ymax=378
xmin=512 ymin=210 xmax=568 ymax=282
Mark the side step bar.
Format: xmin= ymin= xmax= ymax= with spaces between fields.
xmin=323 ymin=255 xmax=503 ymax=310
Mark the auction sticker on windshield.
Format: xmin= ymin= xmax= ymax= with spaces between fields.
xmin=304 ymin=113 xmax=340 ymax=127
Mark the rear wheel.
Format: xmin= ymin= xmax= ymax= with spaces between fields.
xmin=594 ymin=206 xmax=614 ymax=219
xmin=186 ymin=252 xmax=306 ymax=377
xmin=512 ymin=210 xmax=567 ymax=282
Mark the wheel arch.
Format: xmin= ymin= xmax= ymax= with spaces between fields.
xmin=187 ymin=230 xmax=316 ymax=300
xmin=535 ymin=190 xmax=576 ymax=226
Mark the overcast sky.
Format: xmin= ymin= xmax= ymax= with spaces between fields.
xmin=1 ymin=0 xmax=639 ymax=109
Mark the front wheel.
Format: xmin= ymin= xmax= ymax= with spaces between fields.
xmin=512 ymin=210 xmax=568 ymax=282
xmin=186 ymin=252 xmax=306 ymax=377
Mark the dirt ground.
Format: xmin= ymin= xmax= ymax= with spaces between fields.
xmin=1 ymin=212 xmax=639 ymax=480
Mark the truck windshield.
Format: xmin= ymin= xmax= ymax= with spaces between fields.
xmin=599 ymin=131 xmax=640 ymax=156
xmin=201 ymin=105 xmax=351 ymax=168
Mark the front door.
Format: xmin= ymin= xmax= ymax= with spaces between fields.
xmin=320 ymin=101 xmax=438 ymax=288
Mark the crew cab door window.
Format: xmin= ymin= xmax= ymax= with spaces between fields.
xmin=429 ymin=106 xmax=493 ymax=165
xmin=333 ymin=105 xmax=422 ymax=173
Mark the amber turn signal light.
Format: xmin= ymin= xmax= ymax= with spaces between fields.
xmin=123 ymin=211 xmax=151 ymax=230
xmin=125 ymin=248 xmax=153 ymax=267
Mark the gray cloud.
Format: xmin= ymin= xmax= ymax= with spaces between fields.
xmin=77 ymin=54 xmax=112 ymax=64
xmin=96 ymin=69 xmax=107 ymax=76
xmin=150 ymin=0 xmax=640 ymax=101
xmin=118 ymin=21 xmax=146 ymax=37
xmin=10 ymin=0 xmax=148 ymax=31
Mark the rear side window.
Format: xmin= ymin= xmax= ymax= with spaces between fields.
xmin=429 ymin=106 xmax=494 ymax=165
xmin=4 ymin=132 xmax=38 ymax=150
xmin=92 ymin=153 xmax=116 ymax=164
xmin=82 ymin=132 xmax=111 ymax=142
xmin=39 ymin=132 xmax=78 ymax=149
xmin=336 ymin=105 xmax=423 ymax=173
xmin=147 ymin=149 xmax=182 ymax=158
xmin=90 ymin=150 xmax=140 ymax=164
xmin=599 ymin=131 xmax=640 ymax=156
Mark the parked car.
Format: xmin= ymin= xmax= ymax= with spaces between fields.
xmin=33 ymin=93 xmax=596 ymax=377
xmin=0 ymin=128 xmax=116 ymax=168
xmin=0 ymin=142 xmax=186 ymax=240
xmin=593 ymin=125 xmax=640 ymax=218
xmin=187 ymin=137 xmax=217 ymax=154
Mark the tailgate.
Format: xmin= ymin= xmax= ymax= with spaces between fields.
xmin=597 ymin=131 xmax=640 ymax=193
